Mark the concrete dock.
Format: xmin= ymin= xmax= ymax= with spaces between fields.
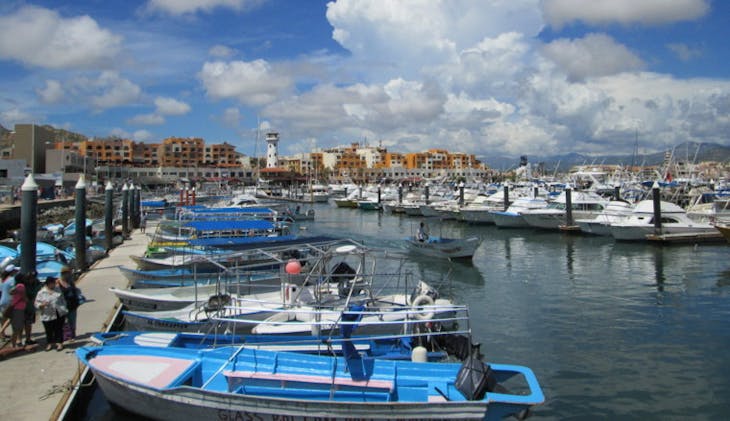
xmin=0 ymin=227 xmax=149 ymax=421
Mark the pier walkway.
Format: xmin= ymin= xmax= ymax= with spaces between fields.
xmin=0 ymin=227 xmax=149 ymax=421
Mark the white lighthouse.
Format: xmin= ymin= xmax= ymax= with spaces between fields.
xmin=265 ymin=132 xmax=279 ymax=168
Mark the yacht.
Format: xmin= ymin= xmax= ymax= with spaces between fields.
xmin=609 ymin=200 xmax=718 ymax=241
xmin=575 ymin=201 xmax=634 ymax=236
xmin=521 ymin=190 xmax=609 ymax=230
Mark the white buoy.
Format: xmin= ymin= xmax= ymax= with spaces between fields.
xmin=411 ymin=346 xmax=428 ymax=363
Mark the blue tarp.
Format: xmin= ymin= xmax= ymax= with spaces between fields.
xmin=188 ymin=235 xmax=298 ymax=248
xmin=183 ymin=219 xmax=275 ymax=231
xmin=187 ymin=207 xmax=274 ymax=214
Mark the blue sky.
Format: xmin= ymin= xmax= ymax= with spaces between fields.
xmin=0 ymin=0 xmax=728 ymax=160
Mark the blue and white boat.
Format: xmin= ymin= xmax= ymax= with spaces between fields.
xmin=91 ymin=331 xmax=450 ymax=361
xmin=76 ymin=343 xmax=544 ymax=420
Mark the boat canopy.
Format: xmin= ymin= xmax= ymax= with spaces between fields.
xmin=182 ymin=220 xmax=274 ymax=231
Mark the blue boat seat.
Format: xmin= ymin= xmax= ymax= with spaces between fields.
xmin=223 ymin=370 xmax=394 ymax=392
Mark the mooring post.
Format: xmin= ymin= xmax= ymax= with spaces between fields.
xmin=74 ymin=175 xmax=87 ymax=273
xmin=424 ymin=184 xmax=430 ymax=205
xmin=458 ymin=182 xmax=465 ymax=206
xmin=104 ymin=181 xmax=113 ymax=252
xmin=134 ymin=185 xmax=142 ymax=228
xmin=565 ymin=184 xmax=574 ymax=226
xmin=398 ymin=184 xmax=403 ymax=204
xmin=20 ymin=174 xmax=38 ymax=276
xmin=614 ymin=185 xmax=621 ymax=201
xmin=652 ymin=181 xmax=662 ymax=234
xmin=503 ymin=185 xmax=510 ymax=211
xmin=122 ymin=183 xmax=130 ymax=238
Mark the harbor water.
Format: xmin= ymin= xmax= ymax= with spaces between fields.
xmin=84 ymin=202 xmax=730 ymax=420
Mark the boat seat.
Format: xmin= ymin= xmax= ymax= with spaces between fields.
xmin=223 ymin=370 xmax=394 ymax=392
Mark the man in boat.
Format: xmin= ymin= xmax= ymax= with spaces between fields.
xmin=417 ymin=221 xmax=429 ymax=242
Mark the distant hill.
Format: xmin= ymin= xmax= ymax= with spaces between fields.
xmin=40 ymin=125 xmax=88 ymax=143
xmin=480 ymin=142 xmax=730 ymax=172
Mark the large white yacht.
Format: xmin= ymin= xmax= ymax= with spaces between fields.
xmin=609 ymin=200 xmax=718 ymax=241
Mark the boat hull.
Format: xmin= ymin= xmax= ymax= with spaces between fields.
xmin=490 ymin=211 xmax=529 ymax=228
xmin=406 ymin=236 xmax=482 ymax=259
xmin=93 ymin=371 xmax=494 ymax=420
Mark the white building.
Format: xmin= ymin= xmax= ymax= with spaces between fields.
xmin=265 ymin=132 xmax=279 ymax=168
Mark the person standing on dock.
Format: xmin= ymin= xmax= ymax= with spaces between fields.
xmin=35 ymin=277 xmax=68 ymax=351
xmin=0 ymin=265 xmax=19 ymax=340
xmin=58 ymin=266 xmax=80 ymax=341
xmin=8 ymin=273 xmax=27 ymax=349
xmin=417 ymin=221 xmax=430 ymax=242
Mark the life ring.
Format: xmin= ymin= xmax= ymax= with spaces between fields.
xmin=411 ymin=294 xmax=435 ymax=320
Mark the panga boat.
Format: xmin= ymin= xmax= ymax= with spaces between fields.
xmin=76 ymin=344 xmax=544 ymax=420
xmin=405 ymin=236 xmax=482 ymax=260
xmin=91 ymin=331 xmax=450 ymax=361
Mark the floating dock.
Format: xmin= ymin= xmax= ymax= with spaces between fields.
xmin=645 ymin=231 xmax=725 ymax=244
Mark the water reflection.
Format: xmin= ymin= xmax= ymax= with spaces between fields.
xmin=653 ymin=246 xmax=665 ymax=293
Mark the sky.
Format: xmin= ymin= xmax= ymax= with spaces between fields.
xmin=0 ymin=0 xmax=728 ymax=161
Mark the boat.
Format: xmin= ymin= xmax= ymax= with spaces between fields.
xmin=247 ymin=282 xmax=464 ymax=336
xmin=356 ymin=197 xmax=383 ymax=211
xmin=120 ymin=285 xmax=300 ymax=333
xmin=91 ymin=331 xmax=451 ymax=361
xmin=490 ymin=197 xmax=549 ymax=228
xmin=76 ymin=343 xmax=544 ymax=420
xmin=304 ymin=184 xmax=331 ymax=203
xmin=608 ymin=200 xmax=720 ymax=241
xmin=715 ymin=222 xmax=730 ymax=243
xmin=110 ymin=276 xmax=279 ymax=311
xmin=575 ymin=200 xmax=634 ymax=236
xmin=405 ymin=236 xmax=482 ymax=260
xmin=520 ymin=190 xmax=609 ymax=230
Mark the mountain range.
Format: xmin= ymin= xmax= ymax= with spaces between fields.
xmin=479 ymin=142 xmax=730 ymax=173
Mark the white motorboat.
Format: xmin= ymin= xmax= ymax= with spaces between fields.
xmin=575 ymin=200 xmax=634 ymax=236
xmin=521 ymin=190 xmax=609 ymax=230
xmin=609 ymin=200 xmax=719 ymax=241
xmin=491 ymin=197 xmax=549 ymax=228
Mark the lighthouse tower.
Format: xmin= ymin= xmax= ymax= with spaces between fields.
xmin=265 ymin=132 xmax=279 ymax=168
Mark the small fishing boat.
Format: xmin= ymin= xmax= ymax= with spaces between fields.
xmin=76 ymin=343 xmax=544 ymax=420
xmin=405 ymin=236 xmax=482 ymax=260
xmin=110 ymin=276 xmax=279 ymax=311
xmin=91 ymin=331 xmax=451 ymax=361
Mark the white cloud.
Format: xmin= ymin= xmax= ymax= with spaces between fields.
xmin=666 ymin=43 xmax=702 ymax=62
xmin=88 ymin=72 xmax=142 ymax=110
xmin=133 ymin=129 xmax=155 ymax=141
xmin=0 ymin=6 xmax=122 ymax=70
xmin=36 ymin=80 xmax=65 ymax=104
xmin=542 ymin=0 xmax=709 ymax=28
xmin=129 ymin=113 xmax=165 ymax=125
xmin=541 ymin=33 xmax=645 ymax=82
xmin=154 ymin=97 xmax=191 ymax=115
xmin=326 ymin=0 xmax=543 ymax=79
xmin=209 ymin=45 xmax=235 ymax=58
xmin=221 ymin=107 xmax=241 ymax=127
xmin=144 ymin=0 xmax=263 ymax=16
xmin=199 ymin=60 xmax=293 ymax=106
xmin=0 ymin=108 xmax=35 ymax=128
